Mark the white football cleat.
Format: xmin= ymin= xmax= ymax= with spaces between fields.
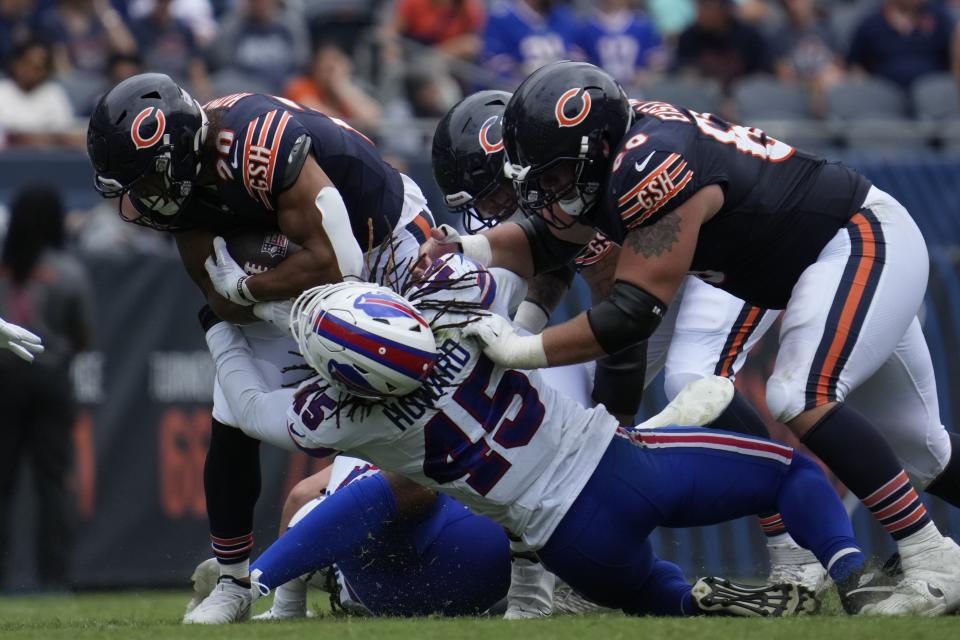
xmin=503 ymin=558 xmax=555 ymax=619
xmin=636 ymin=376 xmax=734 ymax=430
xmin=767 ymin=542 xmax=830 ymax=594
xmin=692 ymin=577 xmax=818 ymax=617
xmin=252 ymin=605 xmax=315 ymax=621
xmin=182 ymin=576 xmax=253 ymax=624
xmin=553 ymin=584 xmax=615 ymax=615
xmin=185 ymin=558 xmax=220 ymax=615
xmin=899 ymin=535 xmax=960 ymax=614
xmin=857 ymin=578 xmax=947 ymax=616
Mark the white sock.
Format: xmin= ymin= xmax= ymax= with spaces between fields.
xmin=766 ymin=532 xmax=795 ymax=547
xmin=897 ymin=521 xmax=942 ymax=555
xmin=219 ymin=560 xmax=250 ymax=580
xmin=272 ymin=577 xmax=308 ymax=611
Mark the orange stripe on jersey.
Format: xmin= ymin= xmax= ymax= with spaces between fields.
xmin=241 ymin=123 xmax=257 ymax=198
xmin=620 ymin=159 xmax=688 ymax=221
xmin=811 ymin=213 xmax=876 ymax=405
xmin=264 ymin=110 xmax=292 ymax=197
xmin=617 ymin=153 xmax=680 ymax=206
xmin=412 ymin=213 xmax=432 ymax=242
xmin=627 ymin=170 xmax=694 ymax=227
xmin=717 ymin=306 xmax=762 ymax=378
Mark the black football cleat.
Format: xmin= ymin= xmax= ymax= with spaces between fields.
xmin=691 ymin=577 xmax=819 ymax=617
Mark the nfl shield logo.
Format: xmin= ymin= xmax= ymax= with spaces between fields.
xmin=260 ymin=233 xmax=289 ymax=259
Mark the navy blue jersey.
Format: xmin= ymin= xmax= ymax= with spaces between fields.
xmin=186 ymin=93 xmax=404 ymax=249
xmin=594 ymin=100 xmax=871 ymax=309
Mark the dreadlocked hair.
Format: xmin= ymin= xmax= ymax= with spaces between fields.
xmin=283 ymin=226 xmax=499 ymax=427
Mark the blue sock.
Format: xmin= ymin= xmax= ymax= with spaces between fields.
xmin=629 ymin=558 xmax=693 ymax=616
xmin=775 ymin=453 xmax=865 ymax=583
xmin=251 ymin=473 xmax=398 ymax=589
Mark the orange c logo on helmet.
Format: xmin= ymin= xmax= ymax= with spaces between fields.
xmin=131 ymin=107 xmax=167 ymax=150
xmin=555 ymin=88 xmax=592 ymax=128
xmin=478 ymin=115 xmax=504 ymax=155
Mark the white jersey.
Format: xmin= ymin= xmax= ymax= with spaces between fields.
xmin=208 ymin=254 xmax=618 ymax=548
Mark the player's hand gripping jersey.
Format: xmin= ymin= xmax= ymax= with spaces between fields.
xmin=278 ymin=256 xmax=618 ymax=548
xmin=185 ymin=93 xmax=405 ymax=248
xmin=598 ymin=101 xmax=872 ymax=309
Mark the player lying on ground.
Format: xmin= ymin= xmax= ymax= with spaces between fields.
xmin=187 ymin=376 xmax=735 ymax=621
xmin=202 ymin=253 xmax=931 ymax=617
xmin=421 ymin=62 xmax=960 ymax=614
xmin=0 ymin=316 xmax=43 ymax=362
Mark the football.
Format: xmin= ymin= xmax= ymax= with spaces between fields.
xmin=225 ymin=228 xmax=302 ymax=275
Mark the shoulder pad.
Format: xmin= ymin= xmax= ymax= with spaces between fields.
xmin=281 ymin=133 xmax=312 ymax=191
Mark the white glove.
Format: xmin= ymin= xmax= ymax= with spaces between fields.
xmin=0 ymin=317 xmax=44 ymax=363
xmin=204 ymin=236 xmax=258 ymax=306
xmin=462 ymin=313 xmax=548 ymax=369
xmin=253 ymin=300 xmax=294 ymax=333
xmin=634 ymin=376 xmax=734 ymax=430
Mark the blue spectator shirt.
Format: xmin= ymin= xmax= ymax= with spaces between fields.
xmin=571 ymin=10 xmax=663 ymax=87
xmin=131 ymin=17 xmax=199 ymax=86
xmin=847 ymin=2 xmax=955 ymax=88
xmin=482 ymin=1 xmax=576 ymax=82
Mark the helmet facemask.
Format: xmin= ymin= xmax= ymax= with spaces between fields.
xmin=445 ymin=174 xmax=518 ymax=233
xmin=507 ymin=135 xmax=603 ymax=229
xmin=91 ymin=93 xmax=209 ymax=231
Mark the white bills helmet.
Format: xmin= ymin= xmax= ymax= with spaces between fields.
xmin=289 ymin=283 xmax=438 ymax=399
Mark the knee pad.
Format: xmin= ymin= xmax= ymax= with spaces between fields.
xmin=901 ymin=426 xmax=951 ymax=489
xmin=765 ymin=374 xmax=805 ymax=424
xmin=663 ymin=371 xmax=703 ymax=402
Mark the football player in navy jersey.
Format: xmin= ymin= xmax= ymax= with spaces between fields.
xmin=87 ymin=73 xmax=437 ymax=623
xmin=420 ymin=61 xmax=960 ymax=615
xmin=429 ymin=90 xmax=833 ymax=589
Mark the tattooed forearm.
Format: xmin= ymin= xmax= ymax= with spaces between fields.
xmin=624 ymin=211 xmax=681 ymax=258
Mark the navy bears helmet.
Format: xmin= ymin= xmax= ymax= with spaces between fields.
xmin=502 ymin=61 xmax=632 ymax=224
xmin=87 ymin=73 xmax=208 ymax=230
xmin=431 ymin=90 xmax=515 ymax=233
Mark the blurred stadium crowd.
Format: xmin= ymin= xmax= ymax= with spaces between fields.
xmin=1 ymin=0 xmax=959 ymax=155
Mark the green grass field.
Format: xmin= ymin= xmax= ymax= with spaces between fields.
xmin=1 ymin=590 xmax=957 ymax=640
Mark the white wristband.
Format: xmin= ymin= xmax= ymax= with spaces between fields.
xmin=459 ymin=233 xmax=492 ymax=267
xmin=238 ymin=276 xmax=259 ymax=304
xmin=513 ymin=299 xmax=550 ymax=333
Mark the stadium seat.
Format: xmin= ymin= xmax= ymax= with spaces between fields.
xmin=732 ymin=75 xmax=812 ymax=121
xmin=58 ymin=71 xmax=106 ymax=118
xmin=912 ymin=72 xmax=960 ymax=120
xmin=643 ymin=77 xmax=722 ymax=113
xmin=209 ymin=70 xmax=272 ymax=99
xmin=825 ymin=77 xmax=907 ymax=120
xmin=840 ymin=118 xmax=932 ymax=152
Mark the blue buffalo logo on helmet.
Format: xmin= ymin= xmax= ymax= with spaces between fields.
xmin=130 ymin=107 xmax=167 ymax=150
xmin=554 ymin=88 xmax=592 ymax=128
xmin=478 ymin=115 xmax=504 ymax=155
xmin=353 ymin=292 xmax=430 ymax=327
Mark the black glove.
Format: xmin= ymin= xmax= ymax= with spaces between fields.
xmin=197 ymin=304 xmax=224 ymax=332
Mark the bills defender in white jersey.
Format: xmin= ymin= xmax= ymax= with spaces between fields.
xmin=203 ymin=254 xmax=941 ymax=616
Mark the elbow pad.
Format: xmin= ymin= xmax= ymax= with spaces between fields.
xmin=587 ymin=280 xmax=667 ymax=355
xmin=516 ymin=216 xmax=585 ymax=275
xmin=592 ymin=341 xmax=647 ymax=417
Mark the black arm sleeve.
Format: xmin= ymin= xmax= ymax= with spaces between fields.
xmin=516 ymin=215 xmax=587 ymax=275
xmin=586 ymin=279 xmax=667 ymax=355
xmin=592 ymin=341 xmax=646 ymax=417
